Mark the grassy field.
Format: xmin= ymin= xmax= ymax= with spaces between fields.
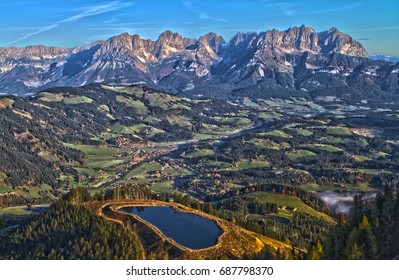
xmin=0 ymin=206 xmax=38 ymax=216
xmin=250 ymin=138 xmax=278 ymax=149
xmin=326 ymin=126 xmax=352 ymax=136
xmin=359 ymin=169 xmax=385 ymax=175
xmin=232 ymin=117 xmax=252 ymax=126
xmin=101 ymin=85 xmax=145 ymax=98
xmin=261 ymin=130 xmax=292 ymax=138
xmin=258 ymin=111 xmax=282 ymax=120
xmin=164 ymin=166 xmax=194 ymax=176
xmin=101 ymin=85 xmax=136 ymax=95
xmin=116 ymin=95 xmax=148 ymax=112
xmin=145 ymin=92 xmax=191 ymax=111
xmin=143 ymin=116 xmax=160 ymax=124
xmin=230 ymin=159 xmax=270 ymax=170
xmin=246 ymin=192 xmax=334 ymax=222
xmin=201 ymin=124 xmax=235 ymax=135
xmin=183 ymin=149 xmax=215 ymax=158
xmin=64 ymin=144 xmax=126 ymax=158
xmin=353 ymin=155 xmax=372 ymax=162
xmin=75 ymin=167 xmax=99 ymax=176
xmin=0 ymin=185 xmax=13 ymax=194
xmin=151 ymin=181 xmax=175 ymax=193
xmin=64 ymin=96 xmax=93 ymax=104
xmin=293 ymin=128 xmax=314 ymax=136
xmin=63 ymin=144 xmax=129 ymax=186
xmin=286 ymin=149 xmax=317 ymax=161
xmin=248 ymin=213 xmax=290 ymax=224
xmin=125 ymin=162 xmax=163 ymax=179
xmin=300 ymin=182 xmax=376 ymax=192
xmin=111 ymin=123 xmax=137 ymax=134
xmin=14 ymin=185 xmax=53 ymax=199
xmin=111 ymin=123 xmax=164 ymax=136
xmin=304 ymin=144 xmax=344 ymax=153
xmin=167 ymin=116 xmax=193 ymax=128
xmin=373 ymin=151 xmax=389 ymax=158
xmin=86 ymin=159 xmax=126 ymax=168
xmin=38 ymin=92 xmax=64 ymax=102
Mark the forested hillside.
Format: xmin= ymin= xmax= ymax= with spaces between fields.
xmin=319 ymin=188 xmax=399 ymax=260
xmin=0 ymin=189 xmax=143 ymax=260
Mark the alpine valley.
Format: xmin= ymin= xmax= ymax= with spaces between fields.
xmin=1 ymin=26 xmax=399 ymax=261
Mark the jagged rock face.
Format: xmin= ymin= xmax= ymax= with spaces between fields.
xmin=318 ymin=28 xmax=368 ymax=57
xmin=260 ymin=26 xmax=320 ymax=55
xmin=0 ymin=45 xmax=70 ymax=75
xmin=0 ymin=25 xmax=397 ymax=99
xmin=153 ymin=31 xmax=194 ymax=59
xmin=0 ymin=45 xmax=70 ymax=60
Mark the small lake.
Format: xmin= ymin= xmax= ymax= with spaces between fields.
xmin=120 ymin=206 xmax=222 ymax=249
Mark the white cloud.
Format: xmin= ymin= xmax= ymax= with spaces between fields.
xmin=8 ymin=1 xmax=134 ymax=45
xmin=183 ymin=1 xmax=228 ymax=22
xmin=301 ymin=2 xmax=362 ymax=15
xmin=261 ymin=1 xmax=362 ymax=17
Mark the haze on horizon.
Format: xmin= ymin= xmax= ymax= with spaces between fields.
xmin=0 ymin=0 xmax=398 ymax=56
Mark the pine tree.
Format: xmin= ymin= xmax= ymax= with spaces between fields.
xmin=345 ymin=227 xmax=360 ymax=259
xmin=358 ymin=215 xmax=377 ymax=259
xmin=347 ymin=243 xmax=363 ymax=260
xmin=307 ymin=240 xmax=324 ymax=260
xmin=392 ymin=187 xmax=399 ymax=258
xmin=323 ymin=231 xmax=337 ymax=259
xmin=378 ymin=189 xmax=394 ymax=258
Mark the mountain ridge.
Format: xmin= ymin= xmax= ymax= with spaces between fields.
xmin=0 ymin=25 xmax=397 ymax=100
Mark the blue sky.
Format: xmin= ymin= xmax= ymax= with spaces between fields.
xmin=0 ymin=0 xmax=398 ymax=55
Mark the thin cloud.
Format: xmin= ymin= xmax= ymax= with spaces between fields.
xmin=301 ymin=2 xmax=363 ymax=15
xmin=370 ymin=26 xmax=399 ymax=31
xmin=7 ymin=26 xmax=48 ymax=31
xmin=0 ymin=1 xmax=33 ymax=7
xmin=8 ymin=1 xmax=134 ymax=45
xmin=261 ymin=1 xmax=362 ymax=16
xmin=103 ymin=18 xmax=118 ymax=24
xmin=349 ymin=26 xmax=399 ymax=32
xmin=183 ymin=1 xmax=228 ymax=22
xmin=267 ymin=2 xmax=298 ymax=16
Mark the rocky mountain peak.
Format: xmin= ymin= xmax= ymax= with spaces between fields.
xmin=197 ymin=32 xmax=225 ymax=58
xmin=100 ymin=32 xmax=134 ymax=53
xmin=0 ymin=26 xmax=385 ymax=96
xmin=228 ymin=32 xmax=258 ymax=50
xmin=318 ymin=27 xmax=368 ymax=57
xmin=0 ymin=45 xmax=70 ymax=60
xmin=154 ymin=30 xmax=191 ymax=59
xmin=157 ymin=30 xmax=182 ymax=42
xmin=282 ymin=25 xmax=320 ymax=53
xmin=255 ymin=26 xmax=321 ymax=56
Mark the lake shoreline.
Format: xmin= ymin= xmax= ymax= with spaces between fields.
xmin=94 ymin=199 xmax=294 ymax=259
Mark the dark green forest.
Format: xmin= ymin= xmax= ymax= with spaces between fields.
xmin=318 ymin=188 xmax=399 ymax=260
xmin=0 ymin=189 xmax=142 ymax=260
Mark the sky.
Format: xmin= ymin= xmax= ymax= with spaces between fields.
xmin=0 ymin=0 xmax=398 ymax=55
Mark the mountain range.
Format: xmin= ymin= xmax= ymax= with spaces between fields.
xmin=1 ymin=25 xmax=398 ymax=100
xmin=369 ymin=54 xmax=399 ymax=63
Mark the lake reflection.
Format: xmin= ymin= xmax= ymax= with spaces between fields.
xmin=120 ymin=206 xmax=222 ymax=249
